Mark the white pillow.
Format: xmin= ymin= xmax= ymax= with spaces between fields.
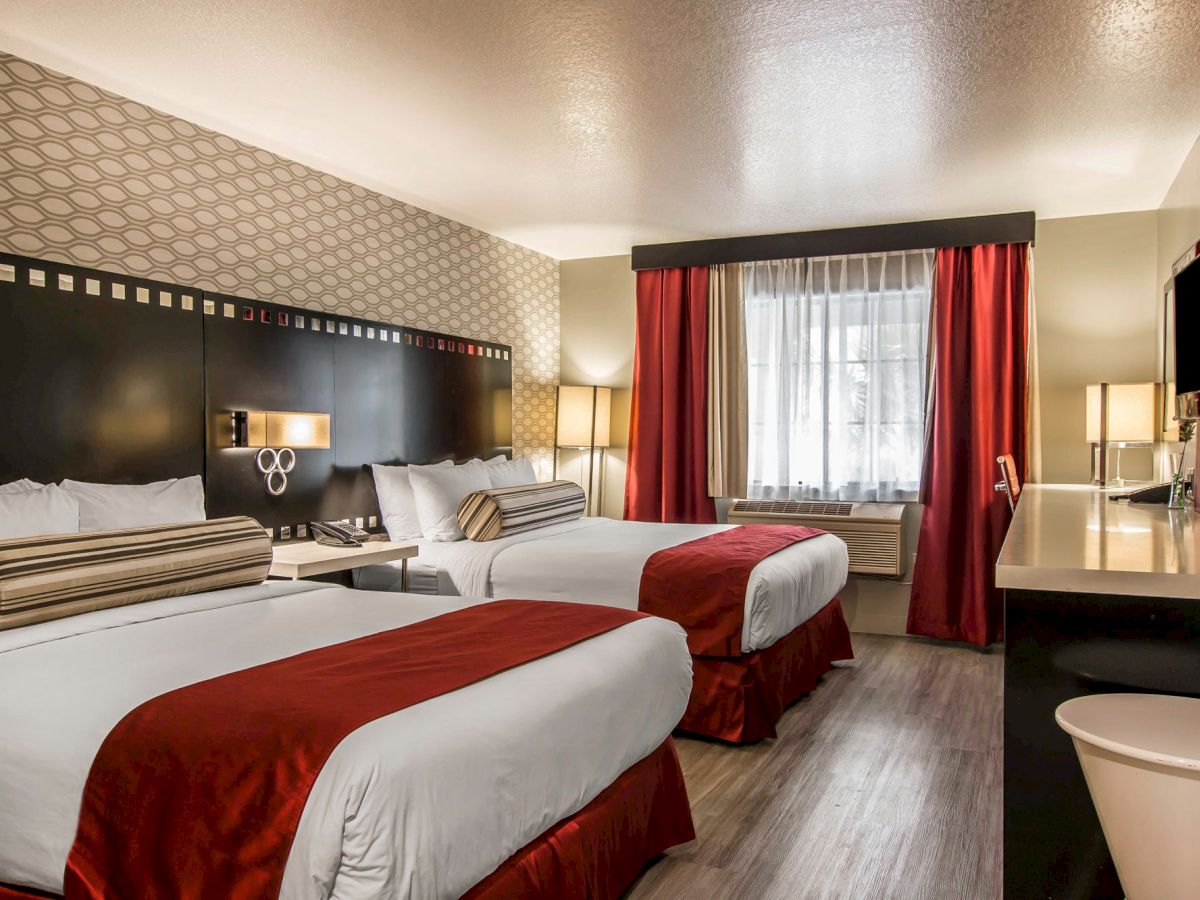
xmin=0 ymin=484 xmax=80 ymax=539
xmin=0 ymin=478 xmax=44 ymax=494
xmin=485 ymin=456 xmax=537 ymax=489
xmin=372 ymin=460 xmax=453 ymax=542
xmin=408 ymin=459 xmax=492 ymax=541
xmin=60 ymin=476 xmax=206 ymax=532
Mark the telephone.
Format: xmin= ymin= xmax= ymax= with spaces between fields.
xmin=309 ymin=520 xmax=370 ymax=547
xmin=1109 ymin=482 xmax=1174 ymax=505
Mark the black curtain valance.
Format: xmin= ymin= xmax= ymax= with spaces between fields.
xmin=631 ymin=211 xmax=1035 ymax=271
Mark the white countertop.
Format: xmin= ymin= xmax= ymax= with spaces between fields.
xmin=996 ymin=484 xmax=1200 ymax=599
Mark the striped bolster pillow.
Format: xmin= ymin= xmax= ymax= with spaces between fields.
xmin=457 ymin=480 xmax=586 ymax=542
xmin=0 ymin=516 xmax=272 ymax=632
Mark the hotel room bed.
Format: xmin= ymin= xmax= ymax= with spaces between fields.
xmin=355 ymin=516 xmax=853 ymax=743
xmin=356 ymin=517 xmax=848 ymax=653
xmin=0 ymin=579 xmax=693 ymax=899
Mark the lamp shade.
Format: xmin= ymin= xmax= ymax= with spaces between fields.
xmin=556 ymin=386 xmax=611 ymax=448
xmin=239 ymin=411 xmax=331 ymax=449
xmin=1085 ymin=383 xmax=1156 ymax=443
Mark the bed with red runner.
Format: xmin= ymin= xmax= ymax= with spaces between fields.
xmin=357 ymin=519 xmax=855 ymax=745
xmin=639 ymin=525 xmax=854 ymax=743
xmin=0 ymin=583 xmax=694 ymax=899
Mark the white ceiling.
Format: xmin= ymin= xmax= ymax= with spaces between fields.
xmin=2 ymin=0 xmax=1199 ymax=259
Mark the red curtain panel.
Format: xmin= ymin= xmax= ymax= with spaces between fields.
xmin=908 ymin=243 xmax=1029 ymax=647
xmin=624 ymin=266 xmax=717 ymax=523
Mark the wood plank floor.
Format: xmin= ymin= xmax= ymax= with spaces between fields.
xmin=627 ymin=634 xmax=1003 ymax=900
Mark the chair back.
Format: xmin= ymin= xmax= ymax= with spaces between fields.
xmin=995 ymin=453 xmax=1021 ymax=512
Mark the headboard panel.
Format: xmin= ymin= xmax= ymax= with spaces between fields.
xmin=0 ymin=253 xmax=514 ymax=534
xmin=202 ymin=292 xmax=338 ymax=527
xmin=0 ymin=252 xmax=204 ymax=485
xmin=330 ymin=321 xmax=513 ymax=522
xmin=201 ymin=294 xmax=513 ymax=530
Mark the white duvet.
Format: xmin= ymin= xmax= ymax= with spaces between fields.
xmin=355 ymin=518 xmax=849 ymax=653
xmin=0 ymin=581 xmax=692 ymax=898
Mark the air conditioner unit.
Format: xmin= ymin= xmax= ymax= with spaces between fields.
xmin=727 ymin=500 xmax=907 ymax=576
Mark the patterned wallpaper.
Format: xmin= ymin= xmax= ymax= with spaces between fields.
xmin=0 ymin=53 xmax=559 ymax=474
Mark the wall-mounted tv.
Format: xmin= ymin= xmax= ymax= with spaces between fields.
xmin=1174 ymin=255 xmax=1200 ymax=398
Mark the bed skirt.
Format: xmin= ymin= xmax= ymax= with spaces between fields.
xmin=678 ymin=597 xmax=853 ymax=744
xmin=0 ymin=738 xmax=694 ymax=900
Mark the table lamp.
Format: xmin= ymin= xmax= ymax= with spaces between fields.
xmin=1085 ymin=383 xmax=1155 ymax=486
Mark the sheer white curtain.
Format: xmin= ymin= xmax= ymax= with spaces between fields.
xmin=744 ymin=249 xmax=933 ymax=501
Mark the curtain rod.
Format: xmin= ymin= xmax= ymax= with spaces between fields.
xmin=630 ymin=211 xmax=1036 ymax=271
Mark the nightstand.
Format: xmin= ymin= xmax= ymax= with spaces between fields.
xmin=269 ymin=539 xmax=418 ymax=590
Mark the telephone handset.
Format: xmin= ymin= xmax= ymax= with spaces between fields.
xmin=309 ymin=520 xmax=370 ymax=547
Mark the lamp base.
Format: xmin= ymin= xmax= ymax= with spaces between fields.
xmin=1092 ymin=442 xmax=1155 ymax=488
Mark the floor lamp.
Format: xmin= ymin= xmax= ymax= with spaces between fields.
xmin=554 ymin=385 xmax=611 ymax=516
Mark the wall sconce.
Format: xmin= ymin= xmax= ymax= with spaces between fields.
xmin=232 ymin=410 xmax=331 ymax=495
xmin=1085 ymin=383 xmax=1156 ymax=487
xmin=554 ymin=386 xmax=611 ymax=515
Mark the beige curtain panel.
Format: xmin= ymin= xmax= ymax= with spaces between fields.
xmin=707 ymin=263 xmax=749 ymax=498
xmin=1026 ymin=253 xmax=1043 ymax=484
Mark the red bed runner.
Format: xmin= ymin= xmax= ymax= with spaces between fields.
xmin=464 ymin=737 xmax=694 ymax=899
xmin=62 ymin=600 xmax=647 ymax=900
xmin=638 ymin=524 xmax=828 ymax=657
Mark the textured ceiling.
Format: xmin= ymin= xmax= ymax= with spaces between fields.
xmin=2 ymin=0 xmax=1198 ymax=259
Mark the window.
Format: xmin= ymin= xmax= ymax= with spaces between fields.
xmin=744 ymin=249 xmax=933 ymax=501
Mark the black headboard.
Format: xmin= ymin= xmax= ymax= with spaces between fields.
xmin=0 ymin=253 xmax=513 ymax=532
xmin=0 ymin=253 xmax=204 ymax=484
xmin=202 ymin=291 xmax=513 ymax=529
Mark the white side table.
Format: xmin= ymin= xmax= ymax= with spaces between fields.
xmin=269 ymin=539 xmax=418 ymax=590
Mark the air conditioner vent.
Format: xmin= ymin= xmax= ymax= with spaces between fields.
xmin=727 ymin=499 xmax=907 ymax=576
xmin=731 ymin=500 xmax=854 ymax=517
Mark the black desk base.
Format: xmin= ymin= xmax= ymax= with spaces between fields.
xmin=1004 ymin=588 xmax=1200 ymax=898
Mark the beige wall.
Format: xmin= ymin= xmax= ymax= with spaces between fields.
xmin=1034 ymin=211 xmax=1162 ymax=484
xmin=560 ymin=256 xmax=637 ymax=388
xmin=1158 ymin=134 xmax=1200 ymax=288
xmin=558 ymin=255 xmax=636 ymax=518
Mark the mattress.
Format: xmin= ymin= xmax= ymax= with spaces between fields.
xmin=0 ymin=580 xmax=692 ymax=898
xmin=354 ymin=517 xmax=849 ymax=653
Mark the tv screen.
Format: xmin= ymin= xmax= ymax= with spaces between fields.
xmin=1175 ymin=256 xmax=1200 ymax=396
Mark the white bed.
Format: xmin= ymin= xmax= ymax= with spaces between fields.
xmin=355 ymin=517 xmax=849 ymax=654
xmin=0 ymin=580 xmax=692 ymax=899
